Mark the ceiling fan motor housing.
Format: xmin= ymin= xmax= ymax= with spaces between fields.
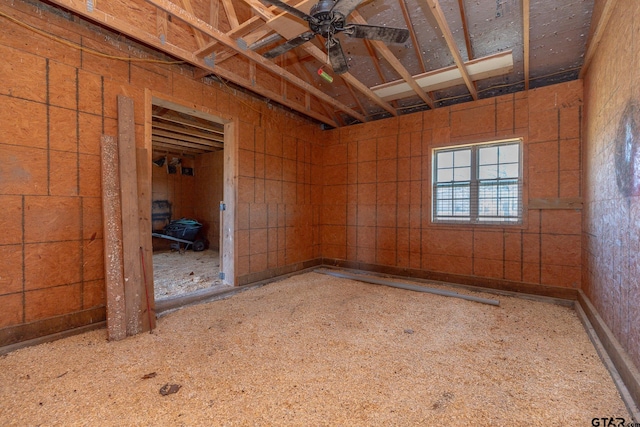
xmin=309 ymin=0 xmax=345 ymax=35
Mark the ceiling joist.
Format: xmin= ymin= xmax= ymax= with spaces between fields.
xmin=523 ymin=0 xmax=530 ymax=90
xmin=419 ymin=0 xmax=478 ymax=100
xmin=41 ymin=0 xmax=593 ymax=127
xmin=351 ymin=11 xmax=434 ymax=109
xmin=146 ymin=0 xmax=366 ymax=122
xmin=372 ymin=51 xmax=513 ymax=102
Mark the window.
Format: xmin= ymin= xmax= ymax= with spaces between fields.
xmin=432 ymin=139 xmax=522 ymax=224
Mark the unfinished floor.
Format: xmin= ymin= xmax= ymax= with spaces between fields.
xmin=0 ymin=273 xmax=630 ymax=425
xmin=153 ymin=249 xmax=227 ymax=300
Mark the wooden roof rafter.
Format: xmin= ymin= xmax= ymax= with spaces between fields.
xmin=351 ymin=11 xmax=434 ymax=109
xmin=523 ymin=0 xmax=530 ymax=90
xmin=399 ymin=0 xmax=426 ymax=74
xmin=46 ymin=0 xmax=372 ymax=126
xmin=419 ymin=0 xmax=478 ymax=100
xmin=144 ymin=0 xmax=365 ymax=122
xmin=241 ymin=0 xmax=397 ymax=118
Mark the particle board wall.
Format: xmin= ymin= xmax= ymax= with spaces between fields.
xmin=320 ymin=81 xmax=583 ymax=298
xmin=582 ymin=0 xmax=640 ymax=372
xmin=0 ymin=0 xmax=322 ymax=346
xmin=151 ymin=157 xmax=197 ymax=225
xmin=234 ymin=117 xmax=325 ymax=285
xmin=194 ymin=150 xmax=224 ymax=250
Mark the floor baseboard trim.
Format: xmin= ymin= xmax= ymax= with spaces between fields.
xmin=0 ymin=322 xmax=106 ymax=356
xmin=576 ymin=291 xmax=640 ymax=420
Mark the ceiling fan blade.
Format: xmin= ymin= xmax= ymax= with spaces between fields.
xmin=260 ymin=0 xmax=316 ymax=23
xmin=346 ymin=24 xmax=410 ymax=44
xmin=327 ymin=38 xmax=348 ymax=75
xmin=263 ymin=32 xmax=316 ymax=58
xmin=330 ymin=0 xmax=365 ymax=19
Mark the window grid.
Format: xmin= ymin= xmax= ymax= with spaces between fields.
xmin=433 ymin=140 xmax=522 ymax=224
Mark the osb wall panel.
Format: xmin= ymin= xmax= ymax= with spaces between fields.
xmin=583 ymin=0 xmax=640 ymax=369
xmin=0 ymin=0 xmax=322 ymax=345
xmin=194 ymin=151 xmax=224 ymax=250
xmin=151 ymin=157 xmax=197 ymax=222
xmin=235 ymin=115 xmax=324 ymax=285
xmin=322 ymin=80 xmax=583 ymax=292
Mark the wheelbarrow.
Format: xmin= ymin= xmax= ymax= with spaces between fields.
xmin=152 ymin=218 xmax=206 ymax=252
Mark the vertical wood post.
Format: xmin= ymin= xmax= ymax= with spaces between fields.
xmin=101 ymin=135 xmax=127 ymax=341
xmin=137 ymin=147 xmax=156 ymax=330
xmin=221 ymin=121 xmax=236 ymax=285
xmin=117 ymin=95 xmax=146 ymax=335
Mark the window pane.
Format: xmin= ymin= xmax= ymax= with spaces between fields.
xmin=479 ymin=183 xmax=497 ymax=198
xmin=437 ymin=185 xmax=452 ymax=199
xmin=479 ymin=146 xmax=498 ymax=165
xmin=453 ymin=199 xmax=470 ymax=216
xmin=433 ymin=140 xmax=521 ymax=223
xmin=454 ymin=149 xmax=471 ymax=167
xmin=454 ymin=185 xmax=470 ymax=198
xmin=437 ymin=168 xmax=453 ymax=182
xmin=437 ymin=199 xmax=452 ymax=215
xmin=479 ymin=198 xmax=497 ymax=216
xmin=498 ymin=181 xmax=518 ymax=197
xmin=437 ymin=151 xmax=453 ymax=168
xmin=479 ymin=164 xmax=497 ymax=179
xmin=499 ymin=163 xmax=519 ymax=178
xmin=499 ymin=144 xmax=519 ymax=163
xmin=453 ymin=166 xmax=470 ymax=181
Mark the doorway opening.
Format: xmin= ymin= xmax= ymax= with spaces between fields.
xmin=150 ymin=100 xmax=232 ymax=301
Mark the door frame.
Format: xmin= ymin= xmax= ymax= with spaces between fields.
xmin=142 ymin=90 xmax=237 ymax=293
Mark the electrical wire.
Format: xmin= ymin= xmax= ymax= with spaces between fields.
xmin=1 ymin=8 xmax=265 ymax=119
xmin=0 ymin=9 xmax=184 ymax=64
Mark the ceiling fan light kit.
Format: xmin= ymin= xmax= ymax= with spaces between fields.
xmin=262 ymin=0 xmax=409 ymax=74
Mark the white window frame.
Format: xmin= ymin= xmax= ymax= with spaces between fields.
xmin=432 ymin=138 xmax=523 ymax=225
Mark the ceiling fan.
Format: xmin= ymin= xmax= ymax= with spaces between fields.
xmin=261 ymin=0 xmax=410 ymax=75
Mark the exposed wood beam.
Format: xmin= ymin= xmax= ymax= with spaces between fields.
xmin=152 ymin=129 xmax=224 ymax=147
xmin=372 ymin=50 xmax=513 ymax=101
xmin=264 ymin=0 xmax=313 ymax=39
xmin=145 ymin=0 xmax=365 ymax=122
xmin=456 ymin=0 xmax=477 ymax=96
xmin=399 ymin=0 xmax=426 ymax=73
xmin=153 ymin=147 xmax=197 ymax=157
xmin=303 ymin=44 xmax=397 ymax=117
xmin=221 ymin=0 xmax=239 ymax=28
xmin=45 ymin=0 xmax=344 ymax=126
xmin=152 ymin=114 xmax=224 ymax=135
xmin=419 ymin=0 xmax=478 ymax=100
xmin=342 ymin=79 xmax=367 ymax=120
xmin=241 ymin=0 xmax=396 ymax=117
xmin=351 ymin=11 xmax=434 ymax=109
xmin=152 ymin=121 xmax=225 ymax=143
xmin=211 ymin=26 xmax=273 ymax=66
xmin=579 ymin=0 xmax=618 ymax=79
xmin=179 ymin=0 xmax=206 ymax=48
xmin=152 ymin=134 xmax=221 ymax=151
xmin=290 ymin=58 xmax=343 ymax=126
xmin=457 ymin=0 xmax=473 ymax=60
xmin=362 ymin=38 xmax=388 ymax=85
xmin=195 ymin=15 xmax=265 ymax=57
xmin=151 ymin=138 xmax=209 ymax=156
xmin=157 ymin=8 xmax=167 ymax=45
xmin=210 ymin=0 xmax=219 ymax=28
xmin=523 ymin=0 xmax=530 ymax=90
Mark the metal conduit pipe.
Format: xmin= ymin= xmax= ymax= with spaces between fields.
xmin=316 ymin=269 xmax=500 ymax=307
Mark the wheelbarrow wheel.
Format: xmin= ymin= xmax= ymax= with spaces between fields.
xmin=193 ymin=239 xmax=206 ymax=252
